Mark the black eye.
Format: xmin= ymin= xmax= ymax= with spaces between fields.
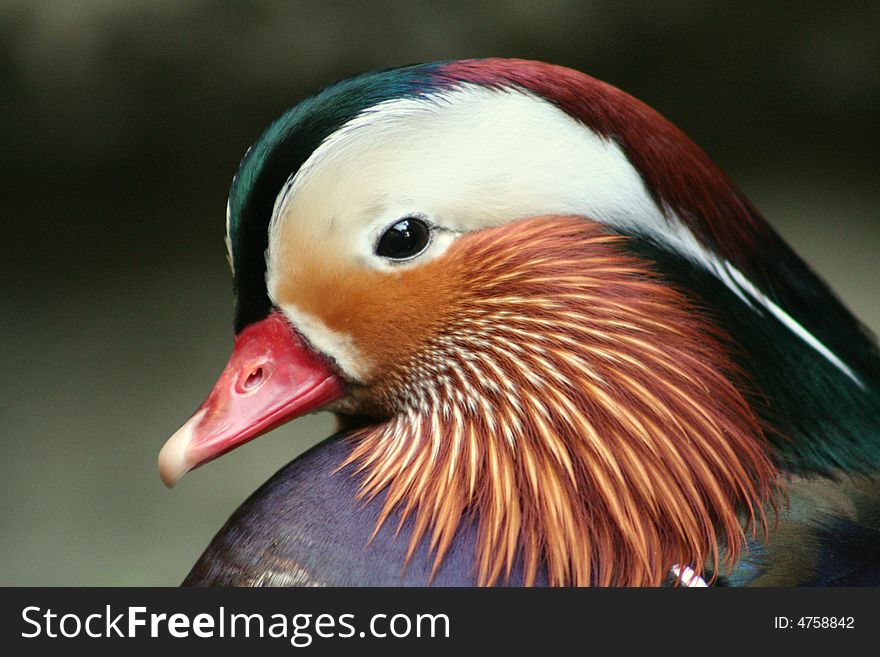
xmin=375 ymin=217 xmax=431 ymax=260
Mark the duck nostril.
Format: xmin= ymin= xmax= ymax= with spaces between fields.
xmin=243 ymin=367 xmax=264 ymax=390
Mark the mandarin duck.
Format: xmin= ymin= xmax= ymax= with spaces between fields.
xmin=160 ymin=59 xmax=880 ymax=587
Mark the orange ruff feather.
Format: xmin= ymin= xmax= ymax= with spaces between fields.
xmin=340 ymin=216 xmax=779 ymax=586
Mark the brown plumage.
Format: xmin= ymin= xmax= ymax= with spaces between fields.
xmin=335 ymin=215 xmax=780 ymax=586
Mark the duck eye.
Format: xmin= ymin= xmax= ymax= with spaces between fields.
xmin=375 ymin=217 xmax=431 ymax=260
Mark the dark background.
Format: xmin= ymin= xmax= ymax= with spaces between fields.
xmin=1 ymin=1 xmax=877 ymax=585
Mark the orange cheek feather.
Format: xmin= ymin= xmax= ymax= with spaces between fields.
xmin=273 ymin=237 xmax=463 ymax=390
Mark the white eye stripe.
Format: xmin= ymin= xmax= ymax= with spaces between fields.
xmin=265 ymin=86 xmax=669 ymax=270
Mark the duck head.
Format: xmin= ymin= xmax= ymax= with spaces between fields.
xmin=160 ymin=59 xmax=879 ymax=586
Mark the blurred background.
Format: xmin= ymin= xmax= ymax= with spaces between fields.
xmin=1 ymin=1 xmax=877 ymax=585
